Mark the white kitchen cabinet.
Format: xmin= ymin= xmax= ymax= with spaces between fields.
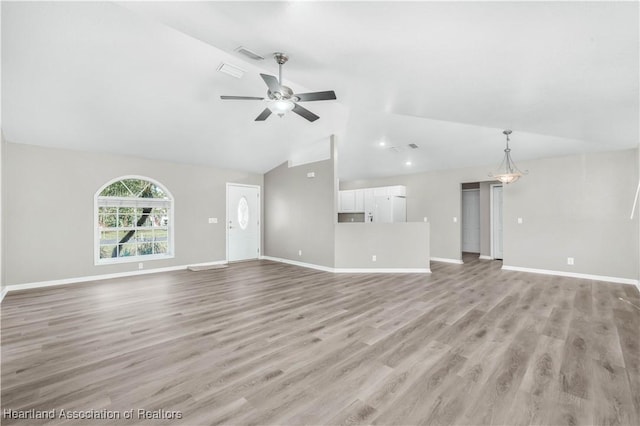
xmin=338 ymin=189 xmax=364 ymax=212
xmin=388 ymin=185 xmax=406 ymax=196
xmin=339 ymin=186 xmax=405 ymax=219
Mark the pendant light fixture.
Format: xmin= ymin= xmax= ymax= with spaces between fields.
xmin=490 ymin=129 xmax=527 ymax=184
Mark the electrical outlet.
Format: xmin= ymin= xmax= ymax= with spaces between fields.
xmin=208 ymin=218 xmax=218 ymax=224
xmin=517 ymin=217 xmax=523 ymax=224
xmin=567 ymin=257 xmax=574 ymax=265
xmin=423 ymin=217 xmax=428 ymax=222
xmin=372 ymin=255 xmax=377 ymax=262
xmin=453 ymin=217 xmax=458 ymax=223
xmin=298 ymin=250 xmax=302 ymax=257
xmin=138 ymin=262 xmax=144 ymax=270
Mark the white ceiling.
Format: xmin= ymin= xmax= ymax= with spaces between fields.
xmin=2 ymin=1 xmax=638 ymax=180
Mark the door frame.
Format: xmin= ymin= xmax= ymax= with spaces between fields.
xmin=226 ymin=183 xmax=261 ymax=262
xmin=490 ymin=183 xmax=503 ymax=260
xmin=461 ymin=188 xmax=481 ymax=254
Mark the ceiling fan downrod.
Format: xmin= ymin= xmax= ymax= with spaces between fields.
xmin=274 ymin=52 xmax=288 ymax=86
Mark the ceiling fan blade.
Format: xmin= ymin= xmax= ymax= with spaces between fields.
xmin=294 ymin=90 xmax=337 ymax=102
xmin=260 ymin=74 xmax=281 ymax=94
xmin=292 ymin=103 xmax=319 ymax=122
xmin=255 ymin=108 xmax=272 ymax=121
xmin=220 ymin=96 xmax=264 ymax=100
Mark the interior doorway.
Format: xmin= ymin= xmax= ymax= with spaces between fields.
xmin=462 ymin=188 xmax=480 ymax=253
xmin=227 ymin=183 xmax=260 ymax=262
xmin=461 ymin=181 xmax=502 ymax=262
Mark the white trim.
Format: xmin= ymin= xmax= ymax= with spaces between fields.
xmin=260 ymin=256 xmax=430 ymax=274
xmin=490 ymin=183 xmax=503 ymax=259
xmin=479 ymin=255 xmax=494 ymax=260
xmin=501 ymin=265 xmax=639 ymax=286
xmin=4 ymin=260 xmax=227 ymax=293
xmin=335 ymin=267 xmax=430 ymax=274
xmin=260 ymin=256 xmax=335 ymax=272
xmin=0 ymin=287 xmax=7 ymax=303
xmin=227 ymin=183 xmax=261 ymax=262
xmin=430 ymin=257 xmax=464 ymax=264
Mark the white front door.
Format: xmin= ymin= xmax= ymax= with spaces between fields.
xmin=462 ymin=189 xmax=480 ymax=253
xmin=227 ymin=184 xmax=260 ymax=262
xmin=491 ymin=185 xmax=504 ymax=260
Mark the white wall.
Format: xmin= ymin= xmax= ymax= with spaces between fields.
xmin=342 ymin=148 xmax=639 ymax=281
xmin=4 ymin=142 xmax=262 ymax=285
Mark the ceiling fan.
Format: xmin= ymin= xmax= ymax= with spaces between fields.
xmin=220 ymin=52 xmax=337 ymax=122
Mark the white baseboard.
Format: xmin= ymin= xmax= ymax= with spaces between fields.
xmin=0 ymin=287 xmax=7 ymax=303
xmin=4 ymin=260 xmax=228 ymax=295
xmin=501 ymin=265 xmax=639 ymax=286
xmin=335 ymin=267 xmax=431 ymax=274
xmin=430 ymin=257 xmax=464 ymax=265
xmin=479 ymin=255 xmax=494 ymax=260
xmin=260 ymin=256 xmax=335 ymax=273
xmin=260 ymin=256 xmax=430 ymax=274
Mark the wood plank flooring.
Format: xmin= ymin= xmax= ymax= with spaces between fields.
xmin=2 ymin=255 xmax=639 ymax=425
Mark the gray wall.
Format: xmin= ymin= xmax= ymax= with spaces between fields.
xmin=341 ymin=149 xmax=639 ymax=280
xmin=264 ymin=143 xmax=336 ymax=268
xmin=335 ymin=223 xmax=429 ymax=269
xmin=4 ymin=142 xmax=262 ymax=285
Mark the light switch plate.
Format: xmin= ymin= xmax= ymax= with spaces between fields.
xmin=453 ymin=217 xmax=458 ymax=223
xmin=208 ymin=218 xmax=218 ymax=224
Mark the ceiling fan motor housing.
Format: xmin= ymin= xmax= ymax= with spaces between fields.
xmin=268 ymin=85 xmax=295 ymax=101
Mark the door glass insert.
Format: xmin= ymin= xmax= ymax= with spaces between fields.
xmin=238 ymin=196 xmax=249 ymax=230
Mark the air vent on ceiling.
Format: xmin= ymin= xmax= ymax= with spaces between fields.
xmin=408 ymin=143 xmax=419 ymax=149
xmin=217 ymin=62 xmax=245 ymax=79
xmin=235 ymin=46 xmax=265 ymax=61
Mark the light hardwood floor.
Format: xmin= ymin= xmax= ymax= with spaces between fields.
xmin=2 ymin=255 xmax=639 ymax=425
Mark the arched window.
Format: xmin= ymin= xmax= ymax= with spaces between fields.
xmin=95 ymin=176 xmax=174 ymax=264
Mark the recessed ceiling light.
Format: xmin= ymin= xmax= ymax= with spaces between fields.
xmin=379 ymin=141 xmax=386 ymax=147
xmin=405 ymin=161 xmax=412 ymax=166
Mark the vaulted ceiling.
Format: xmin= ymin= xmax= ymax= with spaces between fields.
xmin=2 ymin=1 xmax=638 ymax=180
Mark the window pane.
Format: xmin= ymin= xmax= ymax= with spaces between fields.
xmin=154 ymin=229 xmax=168 ymax=242
xmin=118 ymin=215 xmax=135 ymax=227
xmin=151 ymin=214 xmax=168 ymax=227
xmin=100 ymin=214 xmax=117 ymax=228
xmin=100 ymin=245 xmax=118 ymax=259
xmin=119 ymin=243 xmax=137 ymax=257
xmin=138 ymin=243 xmax=154 ymax=255
xmin=137 ymin=230 xmax=153 ymax=242
xmin=154 ymin=242 xmax=168 ymax=254
xmin=100 ymin=230 xmax=118 ymax=245
xmin=138 ymin=215 xmax=152 ymax=227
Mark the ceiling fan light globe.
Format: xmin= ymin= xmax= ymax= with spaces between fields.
xmin=269 ymin=99 xmax=295 ymax=114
